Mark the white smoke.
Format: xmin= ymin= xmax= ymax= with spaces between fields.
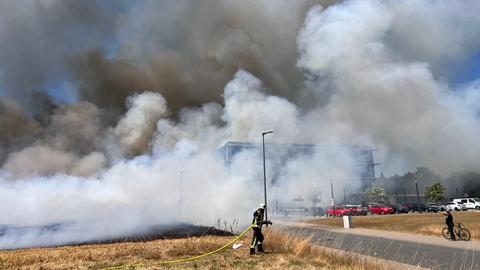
xmin=113 ymin=92 xmax=168 ymax=157
xmin=222 ymin=70 xmax=300 ymax=142
xmin=69 ymin=152 xmax=107 ymax=177
xmin=2 ymin=145 xmax=76 ymax=178
xmin=153 ymin=102 xmax=225 ymax=154
xmin=297 ymin=0 xmax=480 ymax=174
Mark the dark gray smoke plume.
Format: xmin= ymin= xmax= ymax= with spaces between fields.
xmin=70 ymin=0 xmax=322 ymax=114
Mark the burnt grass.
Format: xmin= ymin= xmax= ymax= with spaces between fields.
xmin=0 ymin=223 xmax=233 ymax=249
xmin=92 ymin=224 xmax=234 ymax=244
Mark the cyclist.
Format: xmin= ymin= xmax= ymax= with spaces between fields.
xmin=442 ymin=209 xmax=455 ymax=241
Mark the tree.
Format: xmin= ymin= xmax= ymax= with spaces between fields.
xmin=425 ymin=182 xmax=446 ymax=203
xmin=366 ymin=183 xmax=385 ymax=201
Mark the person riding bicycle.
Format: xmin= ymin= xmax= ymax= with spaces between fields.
xmin=442 ymin=209 xmax=455 ymax=240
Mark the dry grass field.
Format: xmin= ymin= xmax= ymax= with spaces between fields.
xmin=306 ymin=211 xmax=480 ymax=240
xmin=0 ymin=229 xmax=406 ymax=270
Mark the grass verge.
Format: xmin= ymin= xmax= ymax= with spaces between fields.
xmin=306 ymin=211 xmax=480 ymax=240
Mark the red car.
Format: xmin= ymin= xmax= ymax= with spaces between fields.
xmin=346 ymin=205 xmax=368 ymax=216
xmin=327 ymin=206 xmax=353 ymax=217
xmin=368 ymin=204 xmax=394 ymax=215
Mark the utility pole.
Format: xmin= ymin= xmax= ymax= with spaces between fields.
xmin=456 ymin=187 xmax=459 ymax=198
xmin=275 ymin=186 xmax=279 ymax=217
xmin=343 ymin=188 xmax=347 ymax=205
xmin=262 ymin=131 xmax=273 ymax=226
xmin=403 ymin=185 xmax=407 ymax=204
xmin=415 ymin=182 xmax=422 ymax=213
xmin=330 ymin=179 xmax=335 ymax=217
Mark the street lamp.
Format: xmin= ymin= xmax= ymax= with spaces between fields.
xmin=262 ymin=131 xmax=274 ymax=225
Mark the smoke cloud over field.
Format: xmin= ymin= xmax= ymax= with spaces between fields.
xmin=1 ymin=0 xmax=480 ymax=248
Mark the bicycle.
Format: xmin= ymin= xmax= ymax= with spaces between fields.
xmin=442 ymin=223 xmax=471 ymax=241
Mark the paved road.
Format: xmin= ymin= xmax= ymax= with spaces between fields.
xmin=279 ymin=222 xmax=480 ymax=270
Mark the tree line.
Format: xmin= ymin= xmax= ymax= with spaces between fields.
xmin=369 ymin=167 xmax=480 ymax=203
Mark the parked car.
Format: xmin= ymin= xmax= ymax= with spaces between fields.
xmin=385 ymin=203 xmax=409 ymax=214
xmin=410 ymin=203 xmax=428 ymax=212
xmin=426 ymin=203 xmax=439 ymax=213
xmin=368 ymin=204 xmax=395 ymax=215
xmin=345 ymin=204 xmax=368 ymax=216
xmin=404 ymin=203 xmax=427 ymax=212
xmin=453 ymin=198 xmax=480 ymax=210
xmin=441 ymin=202 xmax=467 ymax=211
xmin=402 ymin=203 xmax=412 ymax=211
xmin=391 ymin=203 xmax=410 ymax=214
xmin=327 ymin=206 xmax=353 ymax=217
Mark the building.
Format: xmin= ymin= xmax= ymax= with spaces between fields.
xmin=215 ymin=141 xmax=377 ymax=190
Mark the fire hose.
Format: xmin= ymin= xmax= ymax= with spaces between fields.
xmin=101 ymin=223 xmax=254 ymax=270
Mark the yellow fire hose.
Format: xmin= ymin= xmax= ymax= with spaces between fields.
xmin=101 ymin=224 xmax=254 ymax=270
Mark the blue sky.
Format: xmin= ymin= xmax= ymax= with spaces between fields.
xmin=451 ymin=52 xmax=480 ymax=86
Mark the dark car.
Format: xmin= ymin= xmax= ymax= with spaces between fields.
xmin=410 ymin=203 xmax=427 ymax=212
xmin=386 ymin=203 xmax=409 ymax=214
xmin=426 ymin=203 xmax=439 ymax=213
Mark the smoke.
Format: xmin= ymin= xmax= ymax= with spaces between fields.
xmin=1 ymin=0 xmax=480 ymax=249
xmin=0 ymin=69 xmax=367 ymax=249
xmin=46 ymin=102 xmax=102 ymax=153
xmin=2 ymin=146 xmax=76 ymax=178
xmin=69 ymin=0 xmax=320 ymax=114
xmin=1 ymin=101 xmax=105 ymax=178
xmin=0 ymin=0 xmax=116 ymax=105
xmin=222 ymin=71 xmax=300 ymax=142
xmin=113 ymin=92 xmax=167 ymax=157
xmin=0 ymin=99 xmax=41 ymax=164
xmin=297 ymin=0 xmax=480 ymax=174
xmin=153 ymin=102 xmax=225 ymax=153
xmin=69 ymin=152 xmax=107 ymax=177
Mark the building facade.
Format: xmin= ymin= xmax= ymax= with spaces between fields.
xmin=215 ymin=141 xmax=377 ymax=190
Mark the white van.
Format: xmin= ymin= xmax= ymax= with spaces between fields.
xmin=453 ymin=198 xmax=480 ymax=210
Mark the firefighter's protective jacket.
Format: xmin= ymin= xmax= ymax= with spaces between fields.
xmin=252 ymin=209 xmax=265 ymax=228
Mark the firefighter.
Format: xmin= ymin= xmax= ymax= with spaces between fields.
xmin=250 ymin=203 xmax=272 ymax=255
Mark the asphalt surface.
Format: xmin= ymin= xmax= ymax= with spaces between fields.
xmin=279 ymin=223 xmax=480 ymax=270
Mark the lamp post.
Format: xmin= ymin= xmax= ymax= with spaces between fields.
xmin=415 ymin=182 xmax=421 ymax=213
xmin=262 ymin=131 xmax=274 ymax=225
xmin=330 ymin=179 xmax=335 ymax=217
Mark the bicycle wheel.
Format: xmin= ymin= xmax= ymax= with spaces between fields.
xmin=459 ymin=229 xmax=471 ymax=241
xmin=442 ymin=227 xmax=450 ymax=239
